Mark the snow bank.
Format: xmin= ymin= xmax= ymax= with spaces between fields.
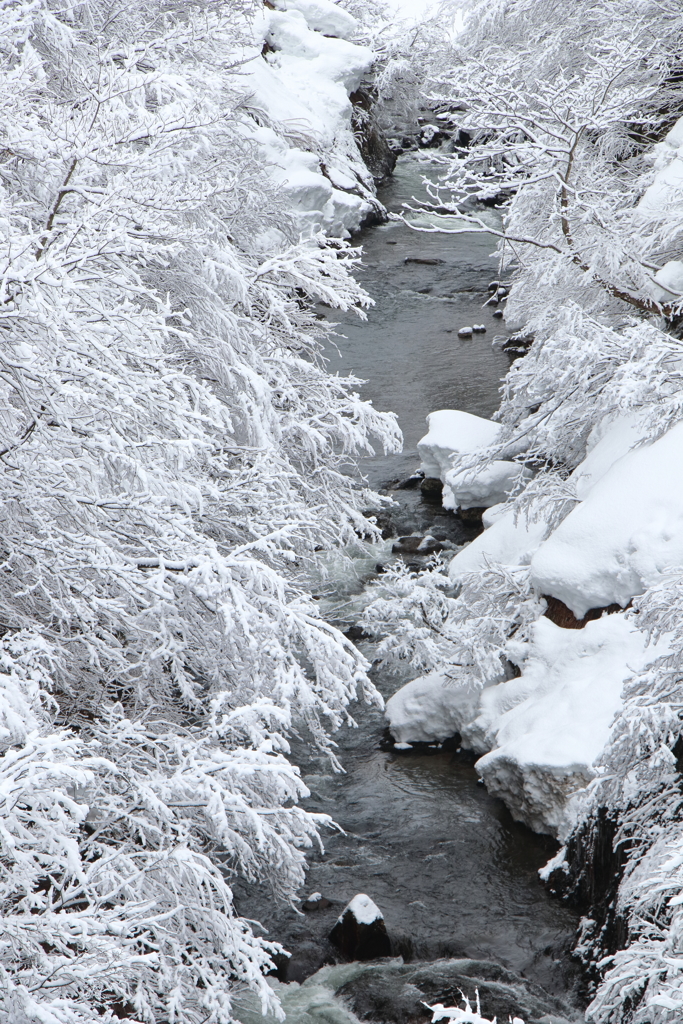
xmin=531 ymin=419 xmax=683 ymax=618
xmin=385 ymin=669 xmax=484 ymax=747
xmin=448 ymin=505 xmax=549 ymax=582
xmin=240 ymin=4 xmax=378 ymax=238
xmin=386 ymin=613 xmax=662 ymax=835
xmin=473 ymin=614 xmax=657 ymax=835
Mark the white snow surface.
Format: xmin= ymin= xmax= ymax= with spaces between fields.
xmin=639 ymin=115 xmax=683 ymax=218
xmin=273 ymin=0 xmax=358 ymax=39
xmin=418 ymin=410 xmax=501 ymax=479
xmin=651 ymin=260 xmax=683 ymax=303
xmin=385 ymin=670 xmax=485 ymax=747
xmin=531 ymin=419 xmax=683 ymax=618
xmin=443 ymin=460 xmax=530 ymax=511
xmin=339 ymin=893 xmax=383 ymax=925
xmin=448 ymin=506 xmax=550 ymax=582
xmin=240 ymin=5 xmax=376 ymax=238
xmin=386 ymin=613 xmax=663 ymax=836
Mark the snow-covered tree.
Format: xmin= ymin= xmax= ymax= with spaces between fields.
xmin=0 ymin=0 xmax=401 ymax=1019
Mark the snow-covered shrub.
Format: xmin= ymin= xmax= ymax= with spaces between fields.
xmin=0 ymin=0 xmax=401 ymax=1019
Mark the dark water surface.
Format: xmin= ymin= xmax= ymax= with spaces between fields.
xmin=325 ymin=154 xmax=512 ymax=488
xmin=234 ymin=157 xmax=581 ymax=1023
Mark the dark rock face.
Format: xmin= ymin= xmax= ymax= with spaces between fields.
xmin=329 ymin=895 xmax=392 ymax=961
xmin=543 ymin=595 xmax=627 ymax=629
xmin=351 ymin=88 xmax=398 ymax=185
xmin=457 ymin=506 xmax=487 ymax=525
xmin=271 ymin=940 xmax=331 ymax=984
xmin=549 ymin=808 xmax=630 ymax=985
xmin=420 ymin=477 xmax=443 ymax=500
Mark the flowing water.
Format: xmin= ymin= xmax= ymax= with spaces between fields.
xmin=233 ymin=156 xmax=582 ymax=1024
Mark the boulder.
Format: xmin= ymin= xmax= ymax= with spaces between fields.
xmin=302 ymin=891 xmax=333 ymax=911
xmin=329 ymin=894 xmax=391 ymax=961
xmin=392 ymin=535 xmax=443 ymax=555
xmin=458 ymin=326 xmax=473 ymax=338
xmin=420 ymin=476 xmax=443 ymax=499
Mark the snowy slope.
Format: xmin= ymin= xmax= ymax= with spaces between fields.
xmin=531 ymin=419 xmax=683 ymax=618
xmin=239 ymin=1 xmax=379 ymax=238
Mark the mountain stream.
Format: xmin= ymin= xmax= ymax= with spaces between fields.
xmin=234 ymin=156 xmax=583 ymax=1024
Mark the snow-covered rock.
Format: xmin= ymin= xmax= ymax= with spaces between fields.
xmin=443 ymin=460 xmax=530 ymax=512
xmin=240 ymin=4 xmax=378 ymax=238
xmin=531 ymin=419 xmax=683 ymax=619
xmin=329 ymin=894 xmax=391 ymax=960
xmin=473 ymin=614 xmax=657 ymax=835
xmin=417 ymin=410 xmax=526 ymax=513
xmin=417 ymin=410 xmax=501 ymax=480
xmin=385 ymin=670 xmax=484 ymax=747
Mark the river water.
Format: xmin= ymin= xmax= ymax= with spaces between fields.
xmin=234 ymin=156 xmax=582 ymax=1024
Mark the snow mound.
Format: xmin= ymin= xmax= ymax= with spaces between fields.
xmin=473 ymin=614 xmax=655 ymax=835
xmin=240 ymin=5 xmax=376 ymax=238
xmin=531 ymin=419 xmax=683 ymax=618
xmin=385 ymin=670 xmax=484 ymax=747
xmin=443 ymin=460 xmax=530 ymax=511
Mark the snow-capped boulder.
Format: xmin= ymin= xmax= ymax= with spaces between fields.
xmin=531 ymin=419 xmax=683 ymax=619
xmin=443 ymin=460 xmax=530 ymax=512
xmin=417 ymin=410 xmax=501 ymax=481
xmin=417 ymin=411 xmax=526 ymax=515
xmin=385 ymin=670 xmax=484 ymax=747
xmin=473 ymin=614 xmax=660 ymax=836
xmin=329 ymin=894 xmax=391 ymax=961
